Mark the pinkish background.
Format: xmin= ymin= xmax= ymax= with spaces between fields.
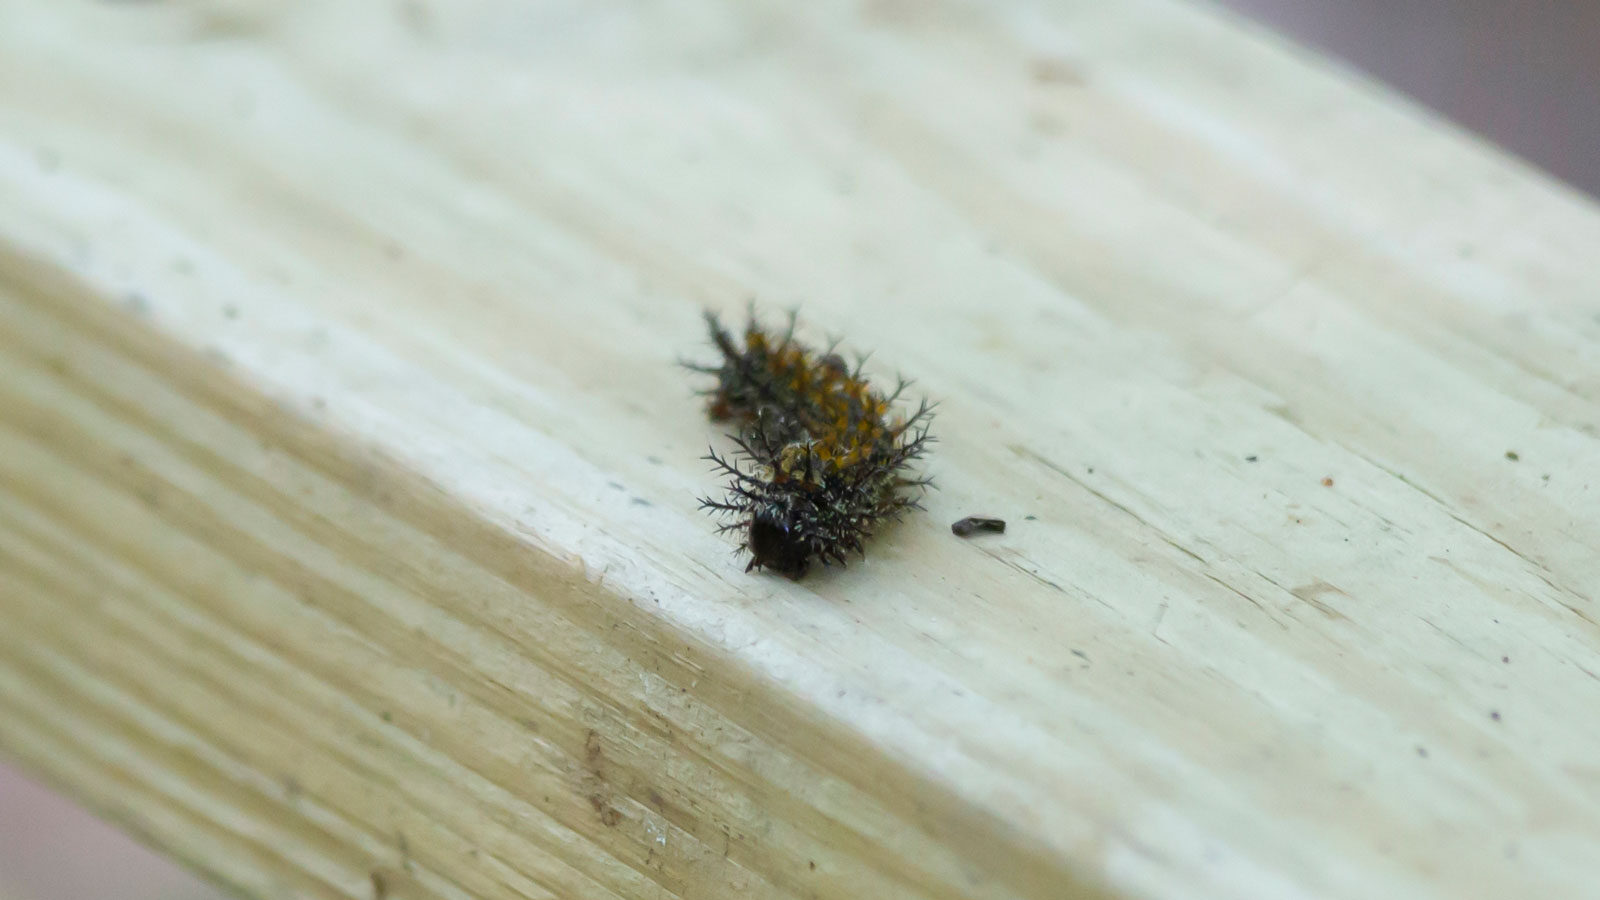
xmin=2 ymin=3 xmax=1597 ymax=899
xmin=1217 ymin=0 xmax=1600 ymax=197
xmin=0 ymin=769 xmax=222 ymax=900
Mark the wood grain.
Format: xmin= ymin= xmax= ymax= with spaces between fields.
xmin=2 ymin=1 xmax=1599 ymax=898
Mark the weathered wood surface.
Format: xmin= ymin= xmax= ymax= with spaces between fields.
xmin=3 ymin=1 xmax=1600 ymax=898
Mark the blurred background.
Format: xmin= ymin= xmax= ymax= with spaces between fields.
xmin=0 ymin=770 xmax=221 ymax=900
xmin=1217 ymin=0 xmax=1600 ymax=197
xmin=2 ymin=2 xmax=1596 ymax=899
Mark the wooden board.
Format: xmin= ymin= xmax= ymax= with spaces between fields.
xmin=3 ymin=1 xmax=1600 ymax=898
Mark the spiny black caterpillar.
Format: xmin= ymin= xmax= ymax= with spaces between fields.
xmin=686 ymin=309 xmax=935 ymax=579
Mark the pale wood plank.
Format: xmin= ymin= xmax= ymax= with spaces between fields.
xmin=2 ymin=1 xmax=1599 ymax=899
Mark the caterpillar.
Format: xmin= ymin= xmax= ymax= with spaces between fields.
xmin=687 ymin=310 xmax=935 ymax=579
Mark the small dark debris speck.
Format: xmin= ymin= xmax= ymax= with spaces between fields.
xmin=1031 ymin=56 xmax=1089 ymax=86
xmin=1245 ymin=455 xmax=1258 ymax=463
xmin=1024 ymin=514 xmax=1037 ymax=521
xmin=1321 ymin=476 xmax=1334 ymax=487
xmin=1490 ymin=710 xmax=1502 ymax=722
xmin=1505 ymin=451 xmax=1519 ymax=461
xmin=1502 ymin=655 xmax=1510 ymax=664
xmin=952 ymin=516 xmax=1006 ymax=537
xmin=1416 ymin=746 xmax=1428 ymax=758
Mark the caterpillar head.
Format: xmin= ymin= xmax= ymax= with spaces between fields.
xmin=746 ymin=507 xmax=811 ymax=579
